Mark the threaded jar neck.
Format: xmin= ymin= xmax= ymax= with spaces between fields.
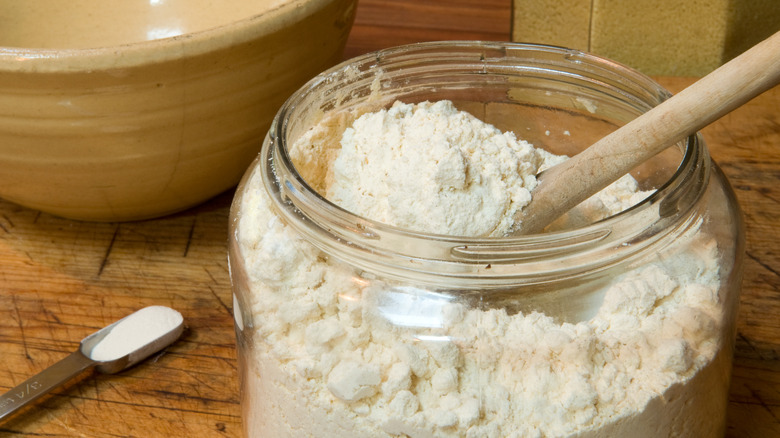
xmin=261 ymin=41 xmax=710 ymax=287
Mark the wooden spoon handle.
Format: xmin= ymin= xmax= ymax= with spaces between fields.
xmin=517 ymin=30 xmax=780 ymax=234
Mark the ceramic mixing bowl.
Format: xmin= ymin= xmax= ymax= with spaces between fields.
xmin=0 ymin=0 xmax=356 ymax=221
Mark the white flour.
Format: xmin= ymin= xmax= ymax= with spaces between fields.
xmin=89 ymin=306 xmax=183 ymax=362
xmin=327 ymin=100 xmax=558 ymax=236
xmin=236 ymin=101 xmax=725 ymax=437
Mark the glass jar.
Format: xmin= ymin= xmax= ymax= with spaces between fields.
xmin=228 ymin=41 xmax=744 ymax=437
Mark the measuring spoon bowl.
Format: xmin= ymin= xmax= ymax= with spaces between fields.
xmin=0 ymin=306 xmax=184 ymax=422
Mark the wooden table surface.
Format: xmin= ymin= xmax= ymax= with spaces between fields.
xmin=1 ymin=1 xmax=778 ymax=437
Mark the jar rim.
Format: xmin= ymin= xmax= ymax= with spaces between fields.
xmin=257 ymin=41 xmax=709 ymax=284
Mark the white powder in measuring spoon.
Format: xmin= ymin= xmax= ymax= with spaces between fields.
xmin=89 ymin=306 xmax=184 ymax=362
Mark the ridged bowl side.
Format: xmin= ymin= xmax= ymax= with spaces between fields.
xmin=0 ymin=0 xmax=356 ymax=221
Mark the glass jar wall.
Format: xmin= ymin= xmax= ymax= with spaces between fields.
xmin=228 ymin=42 xmax=744 ymax=437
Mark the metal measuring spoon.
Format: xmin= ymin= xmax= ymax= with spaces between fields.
xmin=0 ymin=306 xmax=184 ymax=422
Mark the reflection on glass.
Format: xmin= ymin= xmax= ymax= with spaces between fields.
xmin=370 ymin=286 xmax=453 ymax=328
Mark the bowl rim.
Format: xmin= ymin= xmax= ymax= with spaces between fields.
xmin=0 ymin=0 xmax=339 ymax=73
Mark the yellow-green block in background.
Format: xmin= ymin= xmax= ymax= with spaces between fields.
xmin=512 ymin=0 xmax=780 ymax=76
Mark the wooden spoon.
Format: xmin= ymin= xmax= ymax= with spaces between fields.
xmin=515 ymin=30 xmax=780 ymax=234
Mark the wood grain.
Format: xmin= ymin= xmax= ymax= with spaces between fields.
xmin=0 ymin=193 xmax=239 ymax=436
xmin=344 ymin=0 xmax=511 ymax=59
xmin=0 ymin=1 xmax=778 ymax=436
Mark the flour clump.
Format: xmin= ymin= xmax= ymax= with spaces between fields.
xmin=327 ymin=100 xmax=555 ymax=236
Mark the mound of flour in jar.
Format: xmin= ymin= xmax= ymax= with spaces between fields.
xmin=322 ymin=100 xmax=645 ymax=235
xmin=327 ymin=100 xmax=554 ymax=236
xmin=236 ymin=100 xmax=727 ymax=437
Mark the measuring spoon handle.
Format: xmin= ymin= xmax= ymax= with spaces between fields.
xmin=0 ymin=350 xmax=95 ymax=422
